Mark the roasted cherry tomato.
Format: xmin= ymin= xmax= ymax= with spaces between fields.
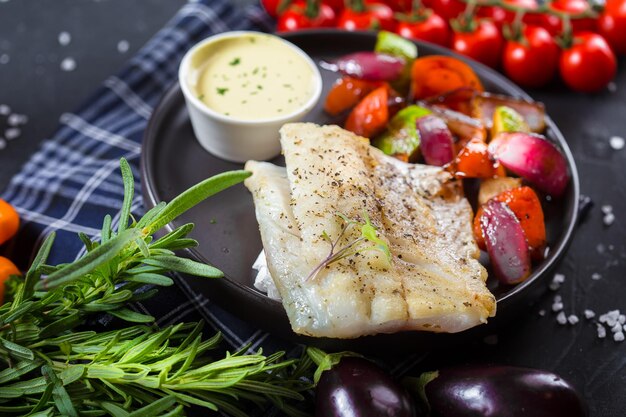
xmin=503 ymin=25 xmax=560 ymax=88
xmin=396 ymin=11 xmax=450 ymax=47
xmin=344 ymin=85 xmax=389 ymax=138
xmin=598 ymin=0 xmax=626 ymax=55
xmin=324 ymin=76 xmax=383 ymax=116
xmin=277 ymin=1 xmax=337 ymax=31
xmin=559 ymin=32 xmax=617 ymax=93
xmin=452 ymin=20 xmax=504 ymax=68
xmin=338 ymin=1 xmax=396 ymax=31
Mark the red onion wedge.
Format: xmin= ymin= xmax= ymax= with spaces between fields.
xmin=321 ymin=52 xmax=405 ymax=81
xmin=422 ymin=104 xmax=487 ymax=143
xmin=416 ymin=115 xmax=455 ymax=166
xmin=488 ymin=132 xmax=570 ymax=197
xmin=480 ymin=200 xmax=531 ymax=285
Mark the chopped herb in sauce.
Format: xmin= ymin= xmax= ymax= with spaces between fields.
xmin=198 ymin=94 xmax=205 ymax=101
xmin=216 ymin=87 xmax=229 ymax=95
xmin=252 ymin=67 xmax=259 ymax=75
xmin=257 ymin=85 xmax=263 ymax=90
xmin=229 ymin=57 xmax=241 ymax=66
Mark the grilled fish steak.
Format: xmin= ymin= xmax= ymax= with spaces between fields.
xmin=244 ymin=123 xmax=496 ymax=338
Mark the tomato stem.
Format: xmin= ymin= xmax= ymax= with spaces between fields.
xmin=457 ymin=0 xmax=599 ymax=20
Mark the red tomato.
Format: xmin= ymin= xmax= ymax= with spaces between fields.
xmin=477 ymin=0 xmax=539 ymax=28
xmin=560 ymin=32 xmax=617 ymax=92
xmin=427 ymin=0 xmax=466 ymax=20
xmin=344 ymin=86 xmax=389 ymax=138
xmin=277 ymin=2 xmax=337 ymax=31
xmin=396 ymin=12 xmax=450 ymax=47
xmin=338 ymin=2 xmax=396 ymax=31
xmin=452 ymin=20 xmax=504 ymax=68
xmin=323 ymin=0 xmax=346 ymax=12
xmin=598 ymin=0 xmax=626 ymax=55
xmin=261 ymin=0 xmax=283 ymax=18
xmin=503 ymin=25 xmax=560 ymax=88
xmin=550 ymin=0 xmax=597 ymax=32
xmin=525 ymin=13 xmax=562 ymax=36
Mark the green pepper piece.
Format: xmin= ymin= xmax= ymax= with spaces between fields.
xmin=374 ymin=31 xmax=418 ymax=94
xmin=372 ymin=105 xmax=431 ymax=161
xmin=491 ymin=106 xmax=530 ymax=137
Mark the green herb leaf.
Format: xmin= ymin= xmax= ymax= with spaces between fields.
xmin=118 ymin=157 xmax=135 ymax=233
xmin=144 ymin=256 xmax=222 ymax=278
xmin=109 ymin=308 xmax=155 ymax=324
xmin=229 ymin=57 xmax=241 ymax=66
xmin=216 ymin=87 xmax=228 ymax=95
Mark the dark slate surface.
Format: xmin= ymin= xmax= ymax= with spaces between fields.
xmin=1 ymin=1 xmax=626 ymax=416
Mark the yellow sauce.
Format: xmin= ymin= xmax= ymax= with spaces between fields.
xmin=189 ymin=34 xmax=316 ymax=120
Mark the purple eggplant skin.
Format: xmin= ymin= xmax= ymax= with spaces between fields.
xmin=423 ymin=365 xmax=587 ymax=417
xmin=315 ymin=357 xmax=419 ymax=417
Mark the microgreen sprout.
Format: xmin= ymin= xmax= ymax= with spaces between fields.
xmin=306 ymin=211 xmax=391 ymax=281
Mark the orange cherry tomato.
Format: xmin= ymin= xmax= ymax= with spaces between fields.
xmin=324 ymin=77 xmax=383 ymax=116
xmin=0 ymin=256 xmax=20 ymax=304
xmin=455 ymin=138 xmax=505 ymax=178
xmin=344 ymin=85 xmax=390 ymax=138
xmin=0 ymin=199 xmax=19 ymax=246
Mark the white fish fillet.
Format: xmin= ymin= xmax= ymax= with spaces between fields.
xmin=244 ymin=123 xmax=496 ymax=338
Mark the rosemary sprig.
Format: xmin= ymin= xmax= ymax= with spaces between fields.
xmin=0 ymin=159 xmax=315 ymax=416
xmin=307 ymin=211 xmax=391 ymax=281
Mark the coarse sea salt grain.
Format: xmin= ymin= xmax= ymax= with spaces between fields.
xmin=608 ymin=82 xmax=618 ymax=93
xmin=4 ymin=128 xmax=20 ymax=140
xmin=58 ymin=31 xmax=71 ymax=46
xmin=549 ymin=273 xmax=566 ymax=290
xmin=611 ymin=323 xmax=623 ymax=333
xmin=597 ymin=324 xmax=607 ymax=338
xmin=7 ymin=113 xmax=27 ymax=126
xmin=601 ymin=205 xmax=613 ymax=214
xmin=568 ymin=315 xmax=579 ymax=325
xmin=0 ymin=138 xmax=6 ymax=150
xmin=117 ymin=40 xmax=129 ymax=53
xmin=584 ymin=309 xmax=596 ymax=319
xmin=610 ymin=136 xmax=625 ymax=150
xmin=0 ymin=104 xmax=10 ymax=115
xmin=591 ymin=272 xmax=602 ymax=281
xmin=538 ymin=309 xmax=546 ymax=317
xmin=556 ymin=311 xmax=567 ymax=325
xmin=0 ymin=54 xmax=9 ymax=64
xmin=603 ymin=212 xmax=615 ymax=226
xmin=60 ymin=57 xmax=77 ymax=72
xmin=614 ymin=332 xmax=625 ymax=342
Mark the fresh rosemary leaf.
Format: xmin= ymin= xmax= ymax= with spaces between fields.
xmin=145 ymin=170 xmax=251 ymax=235
xmin=144 ymin=255 xmax=222 ymax=278
xmin=0 ymin=387 xmax=23 ymax=398
xmin=135 ymin=201 xmax=166 ymax=230
xmin=41 ymin=365 xmax=78 ymax=417
xmin=86 ymin=366 xmax=126 ymax=380
xmin=13 ymin=232 xmax=55 ymax=306
xmin=135 ymin=238 xmax=150 ymax=258
xmin=127 ymin=395 xmax=176 ymax=417
xmin=0 ymin=360 xmax=41 ymax=384
xmin=99 ymin=401 xmax=130 ymax=417
xmin=0 ymin=301 xmax=36 ymax=326
xmin=108 ymin=309 xmax=154 ymax=324
xmin=156 ymin=404 xmax=184 ymax=417
xmin=149 ymin=224 xmax=194 ymax=249
xmin=124 ymin=273 xmax=173 ymax=286
xmin=38 ymin=311 xmax=82 ymax=339
xmin=78 ymin=232 xmax=94 ymax=252
xmin=101 ymin=214 xmax=113 ymax=243
xmin=27 ymin=406 xmax=55 ymax=417
xmin=163 ymin=390 xmax=218 ymax=411
xmin=118 ymin=157 xmax=135 ymax=234
xmin=34 ymin=228 xmax=142 ymax=291
xmin=0 ymin=338 xmax=34 ymax=361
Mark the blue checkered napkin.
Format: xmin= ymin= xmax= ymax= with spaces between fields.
xmin=0 ymin=0 xmax=291 ymax=353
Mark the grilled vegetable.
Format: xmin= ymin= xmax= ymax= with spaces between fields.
xmin=472 ymin=92 xmax=546 ymax=133
xmin=416 ymin=365 xmax=587 ymax=417
xmin=324 ymin=76 xmax=383 ymax=116
xmin=327 ymin=51 xmax=406 ymax=81
xmin=375 ymin=30 xmax=418 ymax=92
xmin=475 ymin=186 xmax=547 ymax=260
xmin=477 ymin=177 xmax=522 ymax=206
xmin=416 ymin=115 xmax=455 ymax=166
xmin=491 ymin=105 xmax=530 ymax=137
xmin=373 ymin=105 xmax=431 ymax=161
xmin=345 ymin=85 xmax=390 ymax=138
xmin=480 ymin=199 xmax=531 ymax=284
xmin=488 ymin=132 xmax=570 ymax=197
xmin=455 ymin=138 xmax=505 ymax=178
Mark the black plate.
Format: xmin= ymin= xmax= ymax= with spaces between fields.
xmin=141 ymin=30 xmax=580 ymax=352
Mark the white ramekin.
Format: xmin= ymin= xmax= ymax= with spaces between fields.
xmin=178 ymin=31 xmax=322 ymax=163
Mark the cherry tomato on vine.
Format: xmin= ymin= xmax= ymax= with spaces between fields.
xmin=426 ymin=0 xmax=466 ymax=20
xmin=382 ymin=0 xmax=412 ymax=11
xmin=338 ymin=1 xmax=396 ymax=31
xmin=396 ymin=11 xmax=450 ymax=47
xmin=452 ymin=20 xmax=504 ymax=68
xmin=323 ymin=0 xmax=346 ymax=12
xmin=560 ymin=32 xmax=617 ymax=92
xmin=477 ymin=0 xmax=538 ymax=28
xmin=550 ymin=0 xmax=597 ymax=32
xmin=598 ymin=0 xmax=626 ymax=55
xmin=261 ymin=0 xmax=283 ymax=18
xmin=277 ymin=1 xmax=337 ymax=31
xmin=503 ymin=25 xmax=560 ymax=88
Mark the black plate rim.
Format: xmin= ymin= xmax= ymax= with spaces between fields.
xmin=141 ymin=30 xmax=580 ymax=330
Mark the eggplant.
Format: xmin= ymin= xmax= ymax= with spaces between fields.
xmin=315 ymin=356 xmax=418 ymax=417
xmin=419 ymin=365 xmax=587 ymax=417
